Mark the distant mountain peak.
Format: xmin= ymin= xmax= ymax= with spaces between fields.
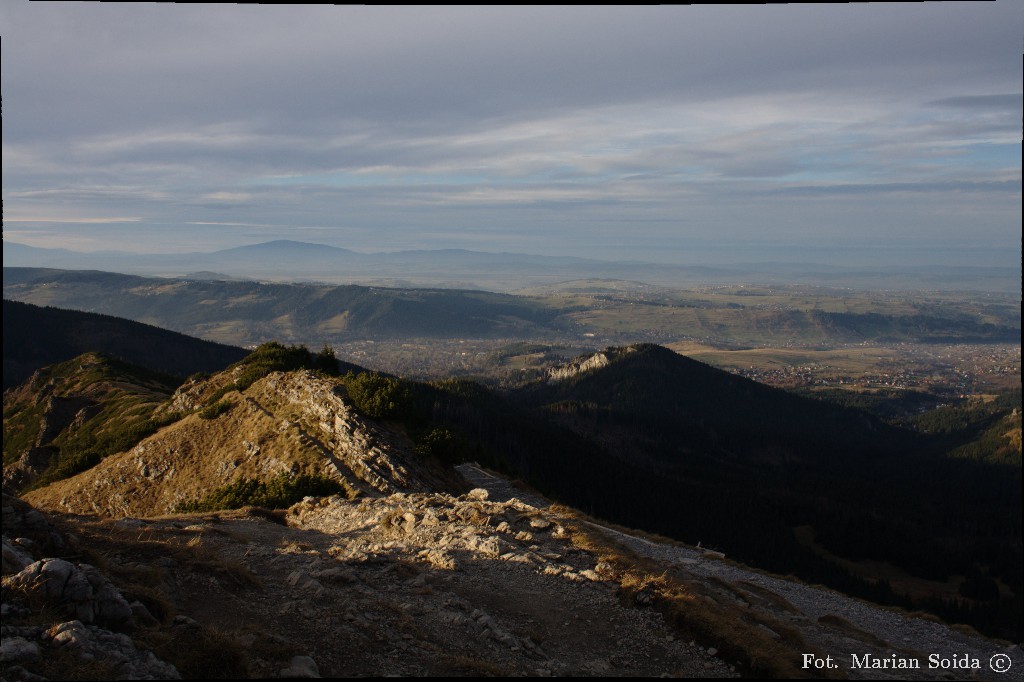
xmin=215 ymin=239 xmax=356 ymax=254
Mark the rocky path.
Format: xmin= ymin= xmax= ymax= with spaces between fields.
xmin=5 ymin=466 xmax=1020 ymax=680
xmin=598 ymin=524 xmax=1024 ymax=681
xmin=252 ymin=488 xmax=736 ymax=677
xmin=4 ymin=486 xmax=735 ymax=678
xmin=455 ymin=463 xmax=550 ymax=508
xmin=457 ymin=465 xmax=1023 ymax=681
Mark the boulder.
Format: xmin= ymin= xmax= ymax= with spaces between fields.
xmin=280 ymin=655 xmax=321 ymax=678
xmin=3 ymin=559 xmax=133 ymax=627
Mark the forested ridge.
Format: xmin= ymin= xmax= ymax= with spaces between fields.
xmin=2 ymin=299 xmax=247 ymax=389
xmin=415 ymin=345 xmax=1022 ymax=639
xmin=5 ymin=329 xmax=1020 ymax=639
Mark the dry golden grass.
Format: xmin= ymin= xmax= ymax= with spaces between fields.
xmin=29 ymin=647 xmax=118 ymax=681
xmin=439 ymin=654 xmax=510 ymax=677
xmin=240 ymin=505 xmax=288 ymax=525
xmin=134 ymin=622 xmax=250 ymax=679
xmin=736 ymin=580 xmax=804 ymax=615
xmin=63 ymin=515 xmax=264 ymax=596
xmin=817 ymin=614 xmax=890 ymax=648
xmin=1 ymin=583 xmax=72 ymax=628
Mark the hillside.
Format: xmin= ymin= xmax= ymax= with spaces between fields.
xmin=3 ymin=353 xmax=180 ymax=494
xmin=495 ymin=345 xmax=1021 ymax=639
xmin=6 ymin=467 xmax=1021 ymax=680
xmin=22 ymin=365 xmax=452 ymax=518
xmin=3 ymin=268 xmax=568 ymax=347
xmin=2 ymin=299 xmax=247 ymax=389
xmin=6 ymin=270 xmax=1020 ymax=362
xmin=515 ymin=344 xmax=918 ymax=460
xmin=8 ymin=342 xmax=1021 ymax=643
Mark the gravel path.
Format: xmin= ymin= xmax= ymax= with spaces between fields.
xmin=458 ymin=464 xmax=1024 ymax=681
xmin=595 ymin=525 xmax=1023 ymax=681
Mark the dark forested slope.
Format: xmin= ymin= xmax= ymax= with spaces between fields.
xmin=488 ymin=345 xmax=1020 ymax=638
xmin=2 ymin=300 xmax=248 ymax=389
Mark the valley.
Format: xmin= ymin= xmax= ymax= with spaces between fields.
xmin=2 ymin=267 xmax=1020 ymax=680
xmin=4 ymin=267 xmax=1019 ymax=397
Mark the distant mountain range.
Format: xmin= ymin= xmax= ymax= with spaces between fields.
xmin=6 ymin=267 xmax=1019 ymax=351
xmin=2 ymin=268 xmax=570 ymax=347
xmin=4 ymin=239 xmax=1019 ymax=292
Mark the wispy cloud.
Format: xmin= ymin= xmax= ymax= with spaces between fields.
xmin=1 ymin=2 xmax=1020 ymax=263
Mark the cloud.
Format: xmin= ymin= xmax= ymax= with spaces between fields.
xmin=928 ymin=94 xmax=1022 ymax=109
xmin=1 ymin=2 xmax=1021 ymax=264
xmin=198 ymin=192 xmax=254 ymax=204
xmin=763 ymin=180 xmax=1021 ymax=197
xmin=4 ymin=215 xmax=143 ymax=224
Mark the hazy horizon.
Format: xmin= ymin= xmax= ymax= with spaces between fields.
xmin=2 ymin=4 xmax=1021 ymax=268
xmin=3 ymin=237 xmax=1020 ymax=271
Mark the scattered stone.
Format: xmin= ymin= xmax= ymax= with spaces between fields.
xmin=2 ymin=540 xmax=35 ymax=575
xmin=280 ymin=655 xmax=321 ymax=678
xmin=129 ymin=601 xmax=160 ymax=628
xmin=172 ymin=615 xmax=199 ymax=628
xmin=0 ymin=637 xmax=40 ymax=663
xmin=419 ymin=549 xmax=457 ymax=571
xmin=3 ymin=559 xmax=132 ymax=627
xmin=48 ymin=620 xmax=90 ymax=648
xmin=529 ymin=518 xmax=552 ymax=531
xmin=402 ymin=512 xmax=417 ymax=534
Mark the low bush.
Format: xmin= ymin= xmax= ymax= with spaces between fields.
xmin=343 ymin=371 xmax=416 ymax=420
xmin=175 ymin=473 xmax=344 ymax=513
xmin=199 ymin=400 xmax=234 ymax=420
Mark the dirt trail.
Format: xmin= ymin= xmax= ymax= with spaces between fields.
xmin=457 ymin=464 xmax=1023 ymax=681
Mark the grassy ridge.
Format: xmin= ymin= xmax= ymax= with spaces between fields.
xmin=4 ymin=353 xmax=182 ymax=491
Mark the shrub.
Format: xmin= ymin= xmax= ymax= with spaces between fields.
xmin=343 ymin=371 xmax=415 ymax=420
xmin=226 ymin=342 xmax=319 ymax=394
xmin=199 ymin=400 xmax=234 ymax=420
xmin=415 ymin=427 xmax=474 ymax=465
xmin=175 ymin=473 xmax=344 ymax=513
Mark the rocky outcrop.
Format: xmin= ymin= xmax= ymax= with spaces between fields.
xmin=4 ymin=559 xmax=133 ymax=627
xmin=546 ymin=351 xmax=612 ymax=382
xmin=256 ymin=371 xmax=440 ymax=494
xmin=2 ymin=447 xmax=54 ymax=495
xmin=23 ymin=371 xmax=450 ymax=518
xmin=1 ymin=495 xmax=179 ymax=680
xmin=36 ymin=395 xmax=97 ymax=446
xmin=548 ymin=348 xmax=643 ymax=385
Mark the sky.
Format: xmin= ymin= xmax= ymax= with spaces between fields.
xmin=2 ymin=3 xmax=1021 ymax=267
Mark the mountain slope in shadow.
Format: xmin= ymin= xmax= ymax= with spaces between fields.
xmin=3 ymin=299 xmax=248 ymax=389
